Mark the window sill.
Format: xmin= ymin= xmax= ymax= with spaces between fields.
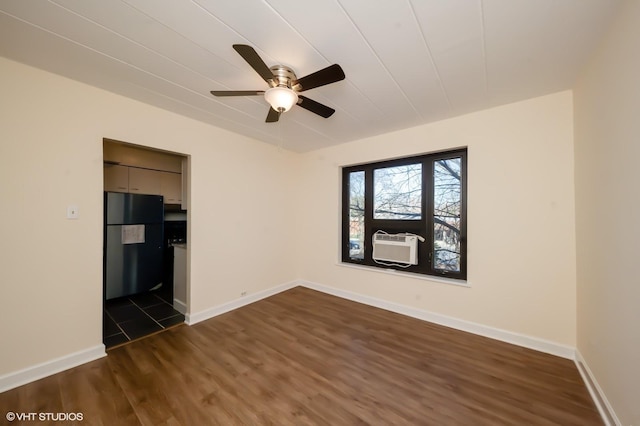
xmin=337 ymin=262 xmax=470 ymax=288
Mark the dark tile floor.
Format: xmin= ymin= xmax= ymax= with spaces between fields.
xmin=104 ymin=291 xmax=185 ymax=349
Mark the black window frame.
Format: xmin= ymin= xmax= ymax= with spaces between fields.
xmin=341 ymin=148 xmax=467 ymax=280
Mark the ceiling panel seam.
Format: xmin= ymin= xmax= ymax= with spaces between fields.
xmin=478 ymin=0 xmax=489 ymax=96
xmin=0 ymin=8 xmax=266 ymax=130
xmin=262 ymin=0 xmax=331 ymax=65
xmin=119 ymin=0 xmax=240 ymax=71
xmin=50 ymin=0 xmax=231 ymax=89
xmin=2 ymin=7 xmax=228 ymax=109
xmin=407 ymin=0 xmax=453 ymax=112
xmin=127 ymin=81 xmax=299 ymax=146
xmin=336 ymin=0 xmax=423 ymax=121
xmin=191 ymin=0 xmax=280 ymax=66
xmin=49 ymin=0 xmax=279 ymax=125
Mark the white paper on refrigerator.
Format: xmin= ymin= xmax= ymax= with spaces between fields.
xmin=122 ymin=224 xmax=145 ymax=244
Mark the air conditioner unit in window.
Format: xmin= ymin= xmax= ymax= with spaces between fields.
xmin=372 ymin=232 xmax=421 ymax=265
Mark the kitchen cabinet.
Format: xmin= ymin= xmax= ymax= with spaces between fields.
xmin=128 ymin=167 xmax=161 ymax=195
xmin=160 ymin=171 xmax=182 ymax=204
xmin=104 ymin=140 xmax=182 ymax=173
xmin=103 ymin=140 xmax=186 ymax=208
xmin=104 ymin=164 xmax=168 ymax=198
xmin=103 ymin=164 xmax=129 ymax=193
xmin=104 ymin=164 xmax=183 ymax=205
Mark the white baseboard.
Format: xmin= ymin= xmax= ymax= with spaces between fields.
xmin=186 ymin=280 xmax=298 ymax=325
xmin=299 ymin=280 xmax=576 ymax=359
xmin=173 ymin=298 xmax=187 ymax=315
xmin=0 ymin=344 xmax=106 ymax=393
xmin=575 ymin=350 xmax=620 ymax=426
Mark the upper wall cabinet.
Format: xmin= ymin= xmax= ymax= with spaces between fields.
xmin=160 ymin=171 xmax=182 ymax=204
xmin=103 ymin=140 xmax=186 ymax=206
xmin=104 ymin=165 xmax=181 ymax=203
xmin=104 ymin=140 xmax=182 ymax=173
xmin=103 ymin=164 xmax=129 ymax=193
xmin=128 ymin=167 xmax=161 ymax=195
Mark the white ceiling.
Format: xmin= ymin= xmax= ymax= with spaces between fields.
xmin=0 ymin=0 xmax=621 ymax=152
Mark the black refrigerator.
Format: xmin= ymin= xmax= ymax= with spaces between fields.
xmin=104 ymin=192 xmax=164 ymax=300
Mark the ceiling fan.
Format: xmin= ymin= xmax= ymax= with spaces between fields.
xmin=211 ymin=44 xmax=345 ymax=123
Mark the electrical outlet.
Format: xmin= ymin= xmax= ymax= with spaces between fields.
xmin=241 ymin=291 xmax=247 ymax=297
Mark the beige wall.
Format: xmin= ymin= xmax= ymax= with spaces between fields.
xmin=0 ymin=57 xmax=298 ymax=375
xmin=297 ymin=91 xmax=577 ymax=346
xmin=574 ymin=0 xmax=640 ymax=424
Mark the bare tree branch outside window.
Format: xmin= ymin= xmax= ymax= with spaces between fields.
xmin=349 ymin=171 xmax=365 ymax=259
xmin=433 ymin=158 xmax=462 ymax=272
xmin=374 ymin=164 xmax=422 ymax=219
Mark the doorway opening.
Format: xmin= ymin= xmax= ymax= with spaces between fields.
xmin=102 ymin=138 xmax=190 ymax=349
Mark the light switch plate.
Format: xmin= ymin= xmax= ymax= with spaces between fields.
xmin=67 ymin=205 xmax=79 ymax=219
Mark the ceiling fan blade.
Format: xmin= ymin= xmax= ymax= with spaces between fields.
xmin=210 ymin=90 xmax=264 ymax=97
xmin=294 ymin=64 xmax=345 ymax=92
xmin=265 ymin=107 xmax=280 ymax=123
xmin=297 ymin=95 xmax=335 ymax=118
xmin=233 ymin=44 xmax=274 ymax=83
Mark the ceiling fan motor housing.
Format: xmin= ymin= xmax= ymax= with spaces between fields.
xmin=269 ymin=65 xmax=299 ymax=90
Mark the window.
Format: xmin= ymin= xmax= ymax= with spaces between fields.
xmin=374 ymin=164 xmax=422 ymax=219
xmin=341 ymin=148 xmax=467 ymax=280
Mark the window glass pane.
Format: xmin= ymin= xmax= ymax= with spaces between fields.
xmin=349 ymin=171 xmax=365 ymax=260
xmin=433 ymin=158 xmax=462 ymax=272
xmin=373 ymin=164 xmax=422 ymax=219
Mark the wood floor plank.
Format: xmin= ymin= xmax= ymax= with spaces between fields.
xmin=0 ymin=287 xmax=602 ymax=425
xmin=58 ymin=359 xmax=138 ymax=425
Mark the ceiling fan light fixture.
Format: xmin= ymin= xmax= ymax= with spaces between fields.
xmin=211 ymin=45 xmax=344 ymax=123
xmin=264 ymin=86 xmax=298 ymax=112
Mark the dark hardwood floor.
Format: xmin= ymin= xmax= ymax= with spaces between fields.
xmin=0 ymin=287 xmax=601 ymax=425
